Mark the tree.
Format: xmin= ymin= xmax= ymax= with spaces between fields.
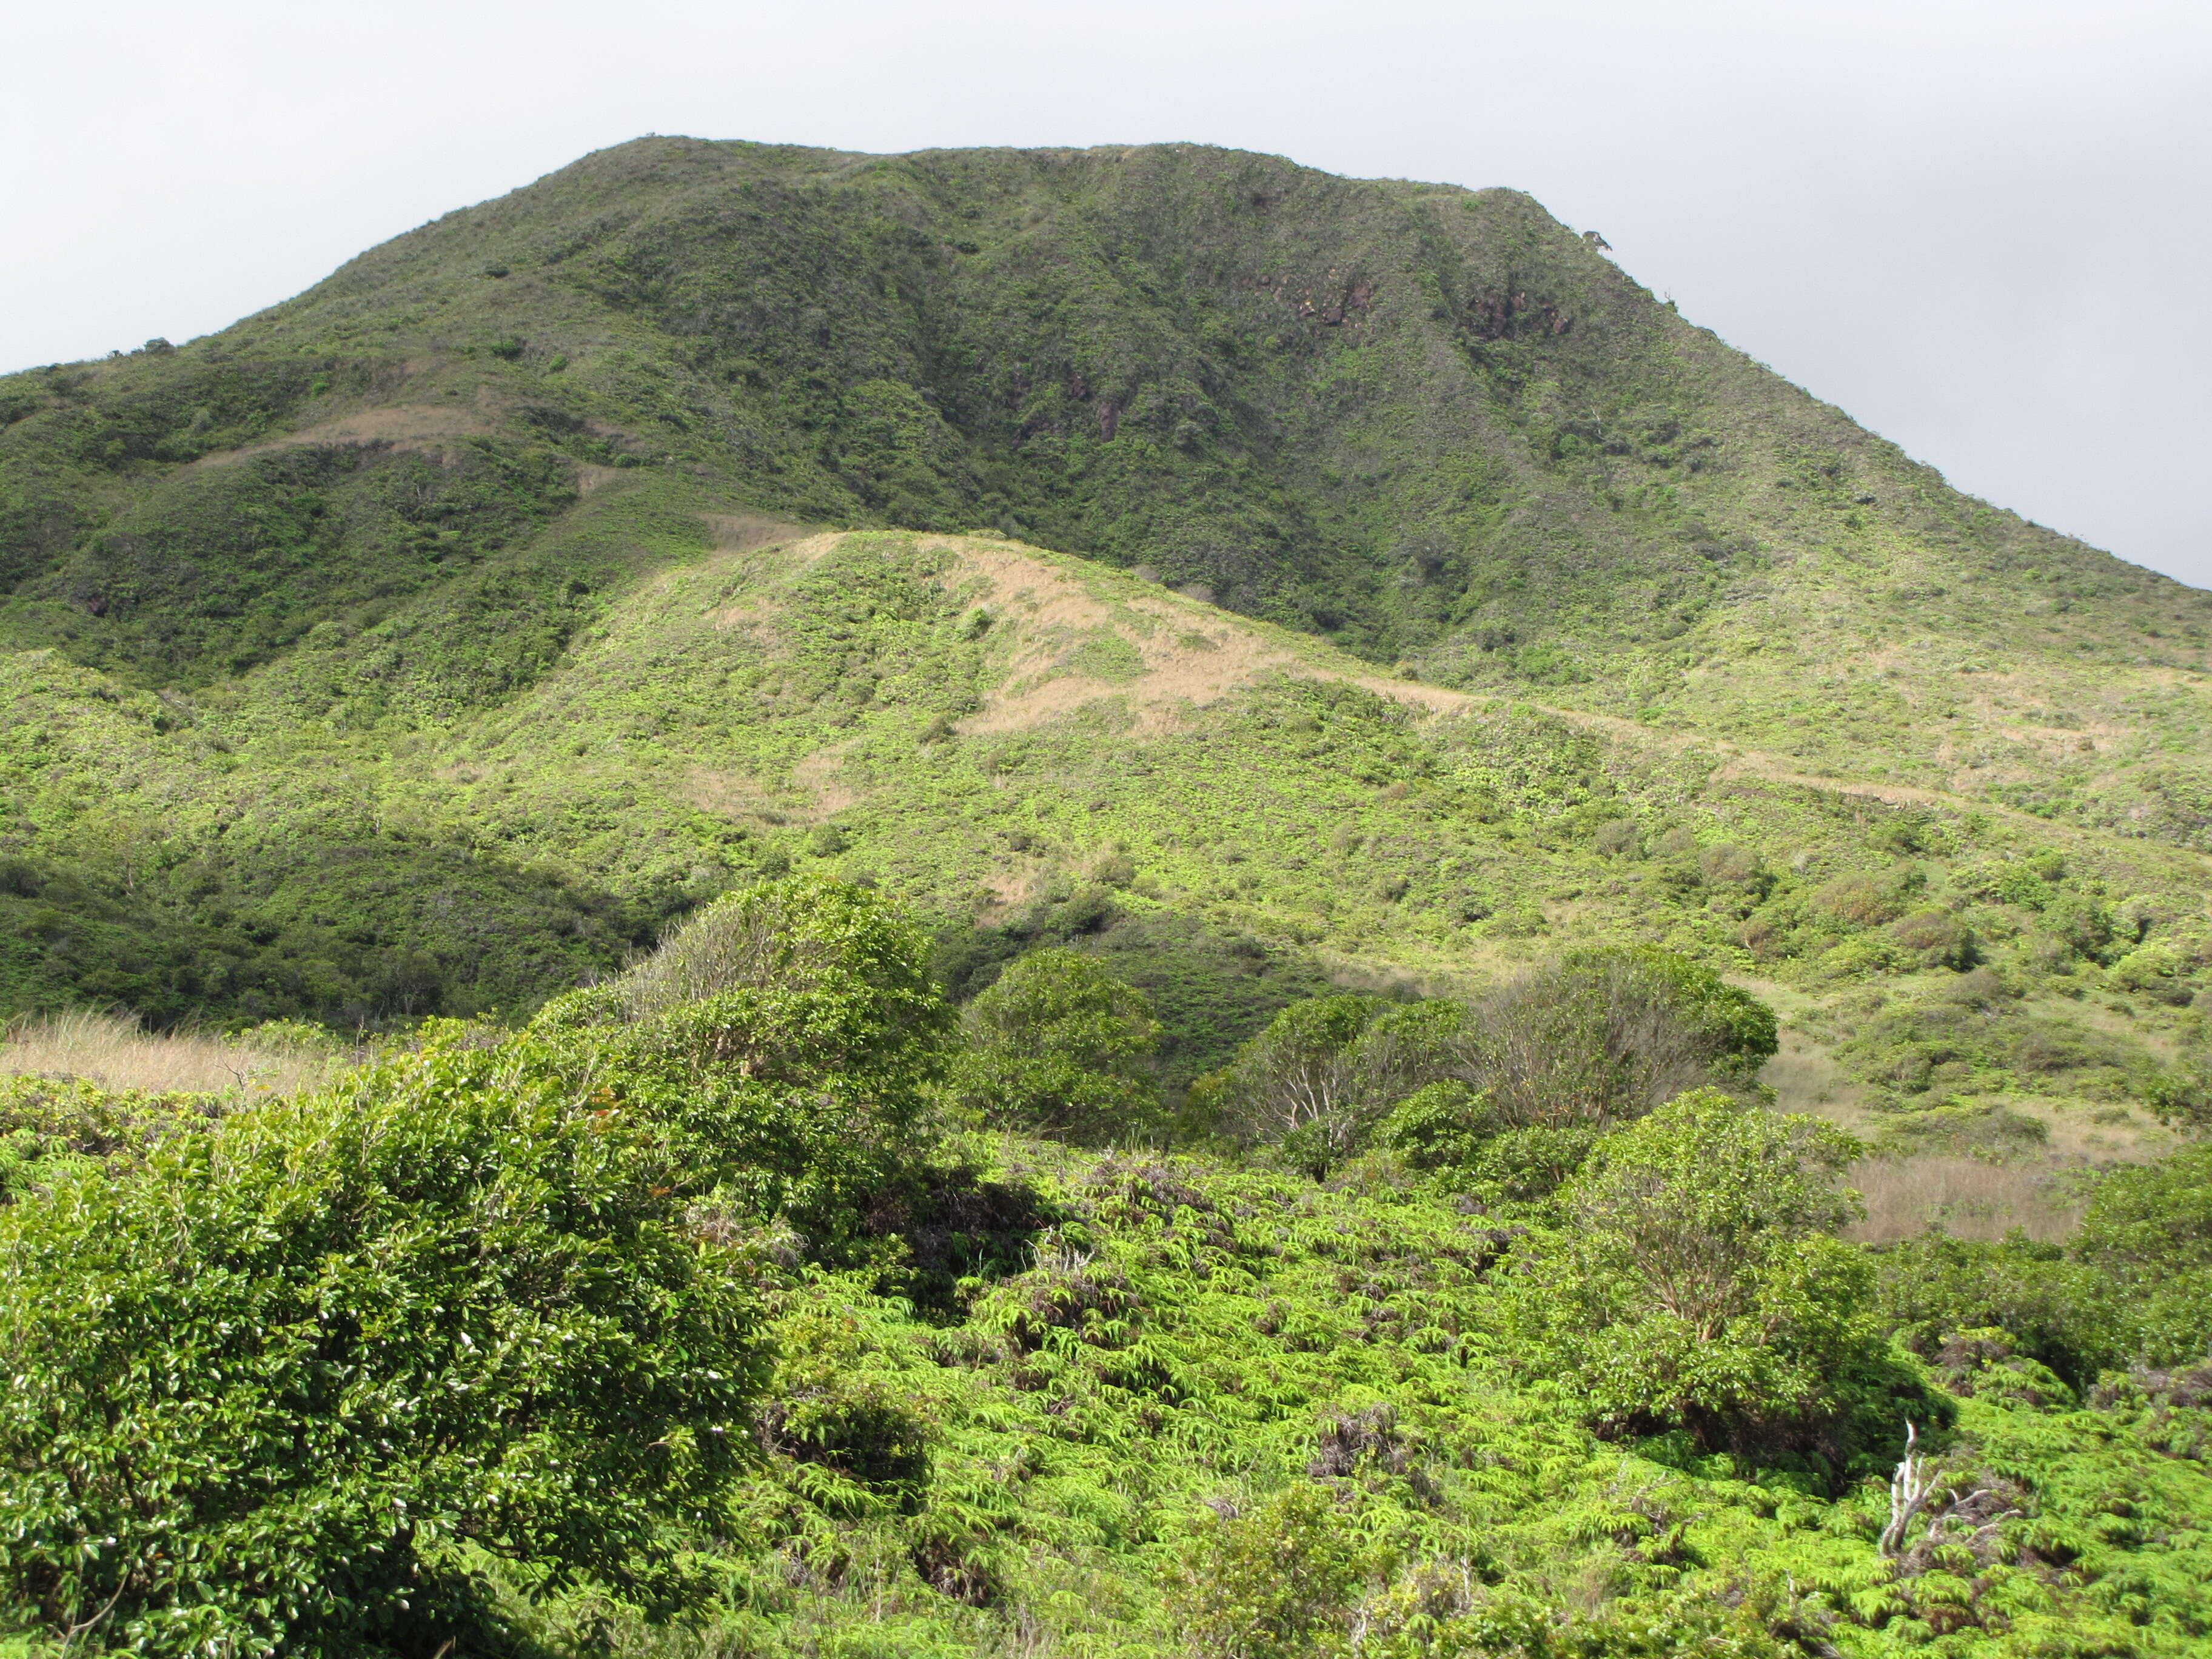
xmin=1470 ymin=948 xmax=1776 ymax=1131
xmin=1199 ymin=954 xmax=1777 ymax=1179
xmin=1193 ymin=994 xmax=1401 ymax=1174
xmin=0 ymin=877 xmax=962 ymax=1653
xmin=535 ymin=877 xmax=956 ymax=1246
xmin=950 ymin=947 xmax=1161 ymax=1143
xmin=540 ymin=874 xmax=953 ymax=1096
xmin=0 ymin=1026 xmax=771 ymax=1655
xmin=1504 ymin=1089 xmax=1924 ymax=1466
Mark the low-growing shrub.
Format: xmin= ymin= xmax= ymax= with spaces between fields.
xmin=0 ymin=1073 xmax=218 ymax=1202
xmin=535 ymin=878 xmax=956 ymax=1253
xmin=1168 ymin=1483 xmax=1373 ymax=1659
xmin=1875 ymin=1232 xmax=2122 ymax=1389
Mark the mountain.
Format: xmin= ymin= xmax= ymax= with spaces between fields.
xmin=2 ymin=136 xmax=2208 ymax=1147
xmin=7 ymin=138 xmax=2212 ymax=1659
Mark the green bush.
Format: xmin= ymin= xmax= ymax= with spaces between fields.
xmin=2071 ymin=1144 xmax=2212 ymax=1366
xmin=1875 ymin=1232 xmax=2122 ymax=1390
xmin=1168 ymin=1483 xmax=1373 ymax=1659
xmin=1503 ymin=1089 xmax=1928 ymax=1467
xmin=1467 ymin=948 xmax=1777 ymax=1131
xmin=1190 ymin=994 xmax=1398 ymax=1173
xmin=0 ymin=1024 xmax=771 ymax=1655
xmin=534 ymin=878 xmax=954 ymax=1251
xmin=0 ymin=878 xmax=967 ymax=1653
xmin=0 ymin=1074 xmax=216 ymax=1202
xmin=947 ymin=946 xmax=1162 ymax=1142
xmin=1202 ymin=951 xmax=1778 ymax=1180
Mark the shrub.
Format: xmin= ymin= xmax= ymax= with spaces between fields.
xmin=1194 ymin=995 xmax=1463 ymax=1173
xmin=1503 ymin=1089 xmax=1927 ymax=1466
xmin=1875 ymin=1233 xmax=2122 ymax=1390
xmin=1888 ymin=907 xmax=1977 ymax=970
xmin=1594 ymin=817 xmax=1641 ymax=857
xmin=1815 ymin=872 xmax=1908 ymax=927
xmin=948 ymin=947 xmax=1161 ymax=1142
xmin=0 ymin=1025 xmax=772 ymax=1655
xmin=2037 ymin=893 xmax=2113 ymax=960
xmin=1168 ymin=1483 xmax=1372 ymax=1659
xmin=1191 ymin=994 xmax=1378 ymax=1169
xmin=0 ymin=1074 xmax=217 ymax=1202
xmin=1698 ymin=842 xmax=1770 ymax=894
xmin=2109 ymin=942 xmax=2194 ymax=1005
xmin=2070 ymin=1144 xmax=2212 ymax=1366
xmin=536 ymin=879 xmax=956 ymax=1254
xmin=1217 ymin=951 xmax=1777 ymax=1178
xmin=1466 ymin=947 xmax=1777 ymax=1131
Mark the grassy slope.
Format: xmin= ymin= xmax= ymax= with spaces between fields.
xmin=8 ymin=511 xmax=2207 ymax=1166
xmin=1 ymin=136 xmax=2208 ymax=1177
xmin=2 ymin=138 xmax=2208 ymax=839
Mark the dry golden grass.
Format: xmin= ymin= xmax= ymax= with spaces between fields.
xmin=1846 ymin=1155 xmax=2085 ymax=1244
xmin=1 ymin=1010 xmax=340 ymax=1099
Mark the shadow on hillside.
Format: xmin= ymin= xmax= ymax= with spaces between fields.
xmin=871 ymin=1158 xmax=1068 ymax=1321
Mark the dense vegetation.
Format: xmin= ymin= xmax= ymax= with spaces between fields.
xmin=4 ymin=880 xmax=2208 ymax=1657
xmin=1 ymin=136 xmax=2208 ymax=1652
xmin=7 ymin=525 xmax=2207 ymax=1173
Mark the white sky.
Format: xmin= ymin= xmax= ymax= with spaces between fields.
xmin=6 ymin=0 xmax=2207 ymax=585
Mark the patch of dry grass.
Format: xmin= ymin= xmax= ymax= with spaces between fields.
xmin=1 ymin=1010 xmax=341 ymax=1099
xmin=1846 ymin=1155 xmax=2085 ymax=1244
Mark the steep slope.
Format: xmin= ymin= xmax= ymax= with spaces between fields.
xmin=3 ymin=138 xmax=2209 ymax=853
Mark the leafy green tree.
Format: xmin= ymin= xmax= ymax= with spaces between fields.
xmin=949 ymin=947 xmax=1161 ymax=1143
xmin=1376 ymin=951 xmax=1779 ymax=1192
xmin=1191 ymin=994 xmax=1384 ymax=1173
xmin=1504 ymin=1089 xmax=1924 ymax=1464
xmin=1199 ymin=959 xmax=1775 ymax=1179
xmin=0 ymin=1024 xmax=771 ymax=1656
xmin=541 ymin=874 xmax=951 ymax=1090
xmin=0 ymin=877 xmax=962 ymax=1654
xmin=537 ymin=877 xmax=956 ymax=1248
xmin=1471 ymin=948 xmax=1777 ymax=1131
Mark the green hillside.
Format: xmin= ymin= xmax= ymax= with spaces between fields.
xmin=8 ymin=513 xmax=2212 ymax=1151
xmin=2 ymin=138 xmax=2211 ymax=1656
xmin=3 ymin=140 xmax=2210 ymax=1115
xmin=6 ymin=139 xmax=2211 ymax=833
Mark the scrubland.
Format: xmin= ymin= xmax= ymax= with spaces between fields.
xmin=0 ymin=136 xmax=2206 ymax=1654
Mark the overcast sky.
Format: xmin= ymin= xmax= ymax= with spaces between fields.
xmin=7 ymin=0 xmax=2206 ymax=586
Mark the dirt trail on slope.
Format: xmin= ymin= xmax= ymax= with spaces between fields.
xmin=937 ymin=538 xmax=1312 ymax=735
xmin=742 ymin=531 xmax=2204 ymax=868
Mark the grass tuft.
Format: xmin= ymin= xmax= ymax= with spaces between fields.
xmin=1 ymin=1009 xmax=342 ymax=1099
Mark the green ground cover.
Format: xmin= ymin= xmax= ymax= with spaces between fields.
xmin=5 ymin=523 xmax=2207 ymax=1148
xmin=3 ymin=882 xmax=2208 ymax=1657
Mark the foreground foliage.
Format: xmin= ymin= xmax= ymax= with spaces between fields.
xmin=2 ymin=883 xmax=2208 ymax=1657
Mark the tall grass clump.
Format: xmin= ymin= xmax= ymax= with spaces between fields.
xmin=0 ymin=1010 xmax=343 ymax=1099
